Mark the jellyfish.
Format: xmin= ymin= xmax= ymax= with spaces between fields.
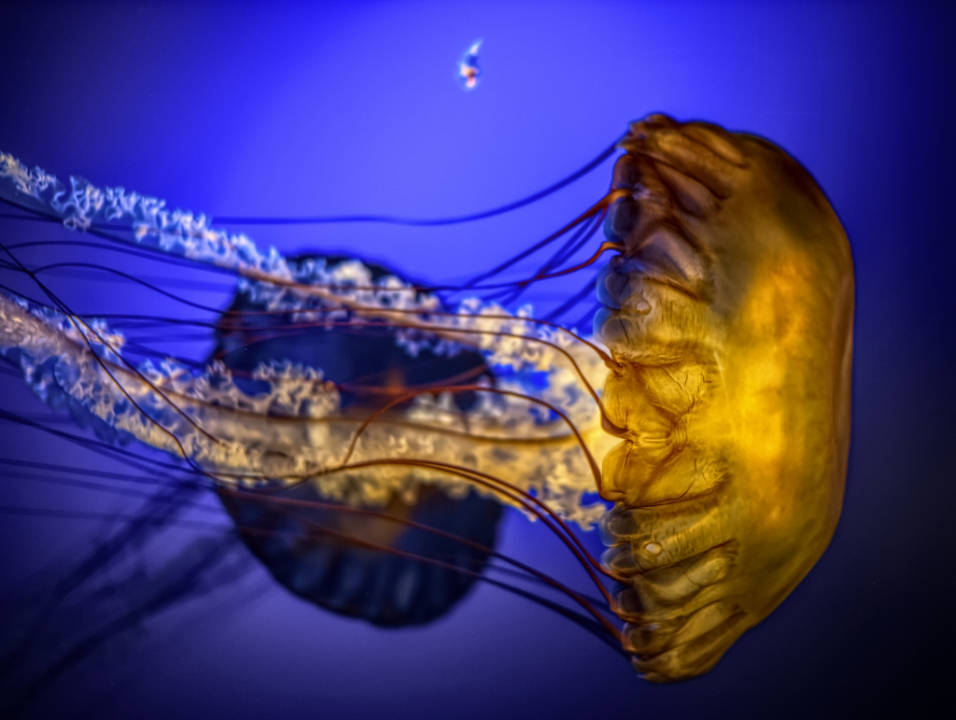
xmin=0 ymin=112 xmax=853 ymax=700
xmin=595 ymin=114 xmax=853 ymax=680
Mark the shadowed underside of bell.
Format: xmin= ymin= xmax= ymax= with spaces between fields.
xmin=213 ymin=256 xmax=503 ymax=626
xmin=217 ymin=480 xmax=502 ymax=626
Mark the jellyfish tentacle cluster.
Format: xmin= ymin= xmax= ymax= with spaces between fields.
xmin=595 ymin=114 xmax=854 ymax=681
xmin=0 ymin=152 xmax=615 ymax=527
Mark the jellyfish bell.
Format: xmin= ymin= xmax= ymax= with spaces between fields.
xmin=212 ymin=254 xmax=505 ymax=626
xmin=595 ymin=114 xmax=854 ymax=681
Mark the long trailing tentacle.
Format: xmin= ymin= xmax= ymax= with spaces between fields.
xmin=0 ymin=140 xmax=642 ymax=661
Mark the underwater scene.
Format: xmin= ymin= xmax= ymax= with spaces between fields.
xmin=0 ymin=2 xmax=951 ymax=718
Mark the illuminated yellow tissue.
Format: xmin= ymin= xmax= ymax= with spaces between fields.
xmin=595 ymin=114 xmax=853 ymax=681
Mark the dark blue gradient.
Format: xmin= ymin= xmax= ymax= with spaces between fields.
xmin=0 ymin=1 xmax=952 ymax=718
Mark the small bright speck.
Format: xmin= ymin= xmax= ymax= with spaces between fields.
xmin=458 ymin=38 xmax=482 ymax=91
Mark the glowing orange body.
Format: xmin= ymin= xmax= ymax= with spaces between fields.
xmin=594 ymin=114 xmax=854 ymax=681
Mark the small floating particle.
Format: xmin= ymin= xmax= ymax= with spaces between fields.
xmin=458 ymin=39 xmax=482 ymax=91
